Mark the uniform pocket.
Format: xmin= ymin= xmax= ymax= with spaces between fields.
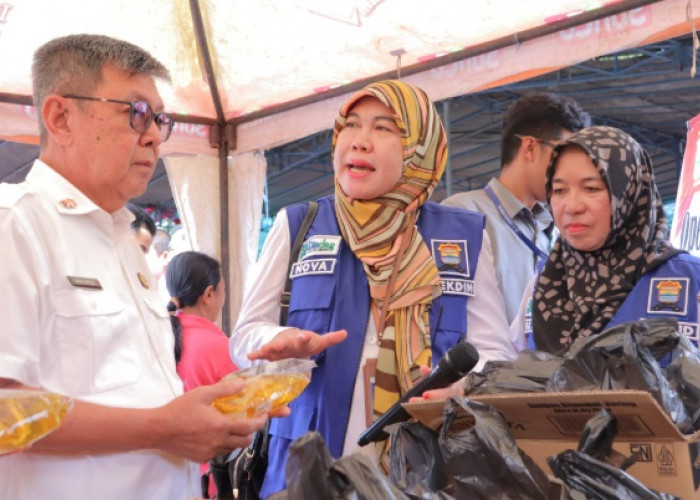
xmin=270 ymin=402 xmax=315 ymax=441
xmin=288 ymin=274 xmax=335 ymax=334
xmin=54 ymin=289 xmax=141 ymax=395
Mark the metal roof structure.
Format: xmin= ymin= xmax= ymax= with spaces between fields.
xmin=264 ymin=34 xmax=700 ymax=215
xmin=2 ymin=35 xmax=699 ymax=219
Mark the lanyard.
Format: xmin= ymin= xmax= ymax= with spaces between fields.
xmin=484 ymin=184 xmax=548 ymax=268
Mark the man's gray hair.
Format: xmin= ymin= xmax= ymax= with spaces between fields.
xmin=32 ymin=34 xmax=171 ymax=144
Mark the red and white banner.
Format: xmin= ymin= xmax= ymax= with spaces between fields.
xmin=671 ymin=114 xmax=700 ymax=256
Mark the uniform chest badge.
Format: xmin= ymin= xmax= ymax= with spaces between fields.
xmin=59 ymin=198 xmax=77 ymax=209
xmin=137 ymin=272 xmax=150 ymax=289
xmin=299 ymin=235 xmax=342 ymax=260
xmin=647 ymin=278 xmax=689 ymax=316
xmin=431 ymin=239 xmax=474 ymax=297
xmin=431 ymin=239 xmax=469 ymax=276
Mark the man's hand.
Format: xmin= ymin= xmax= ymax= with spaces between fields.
xmin=154 ymin=380 xmax=268 ymax=463
xmin=247 ymin=328 xmax=347 ymax=361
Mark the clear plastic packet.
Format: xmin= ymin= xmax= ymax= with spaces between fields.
xmin=0 ymin=389 xmax=74 ymax=456
xmin=212 ymin=359 xmax=316 ymax=419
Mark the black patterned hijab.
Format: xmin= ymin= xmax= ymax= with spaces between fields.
xmin=532 ymin=126 xmax=679 ymax=354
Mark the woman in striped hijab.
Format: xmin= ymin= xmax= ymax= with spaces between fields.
xmin=232 ymin=80 xmax=514 ymax=496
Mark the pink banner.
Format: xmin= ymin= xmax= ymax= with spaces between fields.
xmin=671 ymin=114 xmax=700 ymax=256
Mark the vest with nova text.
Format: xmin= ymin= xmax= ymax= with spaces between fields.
xmin=272 ymin=195 xmax=484 ymax=459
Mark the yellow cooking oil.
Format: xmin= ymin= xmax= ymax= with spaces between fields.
xmin=1 ymin=390 xmax=73 ymax=455
xmin=213 ymin=373 xmax=310 ymax=419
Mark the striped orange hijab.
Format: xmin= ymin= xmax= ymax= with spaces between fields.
xmin=332 ymin=80 xmax=447 ymax=418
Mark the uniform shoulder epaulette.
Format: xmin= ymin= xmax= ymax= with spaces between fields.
xmin=0 ymin=183 xmax=33 ymax=209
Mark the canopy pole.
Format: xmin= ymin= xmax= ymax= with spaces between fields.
xmin=189 ymin=0 xmax=235 ymax=335
xmin=442 ymin=100 xmax=453 ymax=197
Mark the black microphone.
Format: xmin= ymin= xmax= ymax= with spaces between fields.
xmin=357 ymin=341 xmax=479 ymax=446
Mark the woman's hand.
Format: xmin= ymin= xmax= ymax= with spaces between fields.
xmin=407 ymin=365 xmax=465 ymax=402
xmin=247 ymin=328 xmax=347 ymax=361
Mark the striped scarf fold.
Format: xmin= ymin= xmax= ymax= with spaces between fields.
xmin=332 ymin=80 xmax=447 ymax=421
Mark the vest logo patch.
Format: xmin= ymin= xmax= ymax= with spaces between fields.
xmin=678 ymin=322 xmax=699 ymax=342
xmin=524 ymin=297 xmax=533 ymax=334
xmin=441 ymin=278 xmax=475 ymax=297
xmin=299 ymin=235 xmax=342 ymax=260
xmin=290 ymin=258 xmax=336 ymax=279
xmin=431 ymin=239 xmax=470 ymax=278
xmin=647 ymin=278 xmax=689 ymax=316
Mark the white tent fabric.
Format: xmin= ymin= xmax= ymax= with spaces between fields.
xmin=1 ymin=0 xmax=698 ymax=154
xmin=166 ymin=153 xmax=266 ymax=324
xmin=0 ymin=0 xmax=698 ymax=329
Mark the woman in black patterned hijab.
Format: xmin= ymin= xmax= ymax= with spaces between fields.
xmin=530 ymin=125 xmax=681 ymax=354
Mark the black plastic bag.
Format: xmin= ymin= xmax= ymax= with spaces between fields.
xmin=440 ymin=398 xmax=552 ymax=500
xmin=283 ymin=431 xmax=407 ymax=500
xmin=462 ymin=350 xmax=563 ymax=395
xmin=549 ymin=450 xmax=678 ymax=500
xmin=548 ymin=408 xmax=678 ymax=499
xmin=388 ymin=398 xmax=552 ymax=499
xmin=547 ymin=318 xmax=693 ymax=433
xmin=388 ymin=422 xmax=452 ymax=499
xmin=665 ymin=334 xmax=700 ymax=430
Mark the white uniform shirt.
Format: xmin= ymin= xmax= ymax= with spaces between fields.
xmin=443 ymin=178 xmax=553 ymax=324
xmin=0 ymin=161 xmax=197 ymax=499
xmin=510 ymin=274 xmax=539 ymax=352
xmin=231 ymin=207 xmax=516 ymax=457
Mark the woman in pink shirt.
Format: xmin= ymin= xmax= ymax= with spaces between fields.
xmin=167 ymin=251 xmax=238 ymax=388
xmin=166 ymin=251 xmax=238 ymax=498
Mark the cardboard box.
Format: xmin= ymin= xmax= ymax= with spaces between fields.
xmin=403 ymin=390 xmax=700 ymax=498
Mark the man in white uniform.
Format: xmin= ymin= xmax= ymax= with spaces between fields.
xmin=0 ymin=34 xmax=267 ymax=499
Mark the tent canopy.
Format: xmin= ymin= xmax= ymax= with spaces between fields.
xmin=2 ymin=0 xmax=695 ymax=155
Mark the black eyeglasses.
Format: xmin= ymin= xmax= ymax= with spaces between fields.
xmin=514 ymin=133 xmax=557 ymax=149
xmin=62 ymin=94 xmax=174 ymax=142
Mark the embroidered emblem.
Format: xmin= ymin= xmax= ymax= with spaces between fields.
xmin=290 ymin=258 xmax=337 ymax=279
xmin=137 ymin=272 xmax=150 ymax=289
xmin=59 ymin=198 xmax=77 ymax=209
xmin=299 ymin=235 xmax=342 ymax=260
xmin=647 ymin=278 xmax=689 ymax=316
xmin=431 ymin=239 xmax=470 ymax=277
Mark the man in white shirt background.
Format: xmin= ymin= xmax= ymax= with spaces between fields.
xmin=443 ymin=93 xmax=591 ymax=324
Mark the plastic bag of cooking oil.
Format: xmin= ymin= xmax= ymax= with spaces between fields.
xmin=0 ymin=389 xmax=73 ymax=455
xmin=212 ymin=359 xmax=316 ymax=419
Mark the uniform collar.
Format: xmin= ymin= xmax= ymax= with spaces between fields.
xmin=26 ymin=159 xmax=133 ymax=224
xmin=488 ymin=177 xmax=552 ymax=225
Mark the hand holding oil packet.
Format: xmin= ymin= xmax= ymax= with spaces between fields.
xmin=1 ymin=389 xmax=73 ymax=455
xmin=212 ymin=359 xmax=315 ymax=419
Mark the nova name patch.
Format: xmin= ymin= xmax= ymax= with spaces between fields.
xmin=67 ymin=276 xmax=102 ymax=290
xmin=290 ymin=258 xmax=336 ymax=279
xmin=441 ymin=278 xmax=475 ymax=296
xmin=299 ymin=235 xmax=342 ymax=260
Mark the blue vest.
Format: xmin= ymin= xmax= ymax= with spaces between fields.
xmin=261 ymin=195 xmax=485 ymax=497
xmin=525 ymin=253 xmax=700 ymax=350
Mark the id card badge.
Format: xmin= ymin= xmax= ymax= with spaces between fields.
xmin=363 ymin=358 xmax=377 ymax=428
xmin=524 ymin=296 xmax=535 ymax=349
